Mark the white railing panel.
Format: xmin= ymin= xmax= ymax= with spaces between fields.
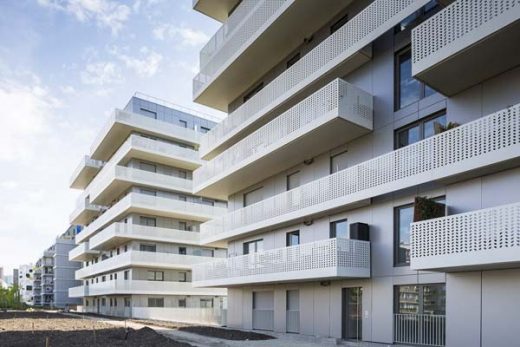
xmin=198 ymin=0 xmax=428 ymax=155
xmin=394 ymin=314 xmax=446 ymax=346
xmin=193 ymin=79 xmax=372 ymax=187
xmin=132 ymin=307 xmax=224 ymax=325
xmin=201 ymin=104 xmax=520 ymax=241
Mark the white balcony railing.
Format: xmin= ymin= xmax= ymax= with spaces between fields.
xmin=70 ymin=192 xmax=106 ymax=225
xmin=69 ymin=155 xmax=104 ymax=188
xmin=132 ymin=306 xmax=224 ymax=325
xmin=70 ymin=280 xmax=226 ymax=297
xmin=194 ymin=78 xmax=373 ymax=188
xmin=412 ymin=0 xmax=520 ymax=76
xmin=394 ymin=314 xmax=446 ymax=346
xmin=200 ymin=103 xmax=520 ymax=243
xmin=69 ymin=285 xmax=87 ymax=298
xmin=411 ymin=202 xmax=520 ymax=271
xmin=69 ymin=242 xmax=99 ymax=261
xmin=77 ymin=192 xmax=226 ymax=243
xmin=89 ymin=165 xmax=193 ymax=204
xmin=197 ymin=0 xmax=286 ymax=79
xmin=130 ymin=135 xmax=201 ymax=163
xmin=75 ymin=250 xmax=220 ymax=279
xmin=198 ymin=0 xmax=430 ymax=156
xmin=89 ymin=223 xmax=201 ymax=250
xmin=193 ymin=238 xmax=370 ymax=286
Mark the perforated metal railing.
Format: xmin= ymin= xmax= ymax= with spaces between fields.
xmin=411 ymin=202 xmax=520 ymax=261
xmin=193 ymin=79 xmax=373 ymax=187
xmin=194 ymin=0 xmax=286 ymax=94
xmin=200 ymin=104 xmax=520 ymax=241
xmin=198 ymin=0 xmax=428 ymax=156
xmin=192 ymin=238 xmax=370 ymax=284
xmin=412 ymin=0 xmax=520 ymax=67
xmin=199 ymin=0 xmax=271 ymax=69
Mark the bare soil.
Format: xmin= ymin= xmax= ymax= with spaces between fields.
xmin=178 ymin=326 xmax=275 ymax=341
xmin=0 ymin=311 xmax=193 ymax=347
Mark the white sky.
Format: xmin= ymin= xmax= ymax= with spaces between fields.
xmin=0 ymin=0 xmax=223 ymax=275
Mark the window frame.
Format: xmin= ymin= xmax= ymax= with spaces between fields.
xmin=394 ymin=110 xmax=447 ymax=149
xmin=243 ymin=187 xmax=263 ymax=207
xmin=243 ymin=239 xmax=264 ymax=255
xmin=139 ymin=243 xmax=157 ymax=253
xmin=147 ymin=270 xmax=164 ymax=281
xmin=286 ymin=230 xmax=300 ymax=247
xmin=330 ymin=219 xmax=348 ymax=238
xmin=286 ymin=171 xmax=301 ymax=191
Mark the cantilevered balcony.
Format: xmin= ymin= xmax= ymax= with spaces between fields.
xmin=90 ymin=109 xmax=201 ymax=161
xmin=192 ymin=0 xmax=241 ymax=22
xmin=193 ymin=79 xmax=373 ymax=199
xmin=198 ymin=0 xmax=431 ymax=158
xmin=89 ymin=223 xmax=201 ymax=251
xmin=69 ymin=280 xmax=226 ymax=298
xmin=411 ymin=202 xmax=520 ymax=272
xmin=200 ymin=103 xmax=520 ymax=245
xmin=76 ymin=192 xmax=226 ymax=243
xmin=69 ymin=242 xmax=100 ymax=262
xmin=69 ymin=192 xmax=107 ymax=226
xmin=194 ymin=0 xmax=357 ymax=111
xmin=75 ymin=251 xmax=219 ymax=279
xmin=69 ymin=156 xmax=104 ymax=189
xmin=412 ymin=0 xmax=520 ymax=96
xmin=193 ymin=238 xmax=370 ymax=287
xmin=88 ymin=165 xmax=193 ymax=205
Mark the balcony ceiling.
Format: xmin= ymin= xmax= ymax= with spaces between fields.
xmin=193 ymin=0 xmax=241 ymax=22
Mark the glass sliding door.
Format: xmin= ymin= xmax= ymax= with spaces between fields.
xmin=342 ymin=287 xmax=363 ymax=340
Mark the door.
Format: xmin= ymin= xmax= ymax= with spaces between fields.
xmin=252 ymin=291 xmax=274 ymax=331
xmin=343 ymin=287 xmax=362 ymax=340
xmin=286 ymin=290 xmax=300 ymax=333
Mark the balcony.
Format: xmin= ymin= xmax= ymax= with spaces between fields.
xmin=75 ymin=251 xmax=220 ymax=279
xmin=89 ymin=223 xmax=201 ymax=251
xmin=193 ymin=238 xmax=370 ymax=287
xmin=76 ymin=192 xmax=226 ymax=243
xmin=412 ymin=0 xmax=520 ymax=96
xmin=90 ymin=109 xmax=201 ymax=161
xmin=200 ymin=103 xmax=520 ymax=244
xmin=88 ymin=165 xmax=193 ymax=205
xmin=411 ymin=202 xmax=520 ymax=272
xmin=69 ymin=242 xmax=100 ymax=262
xmin=69 ymin=192 xmax=107 ymax=226
xmin=69 ymin=280 xmax=226 ymax=297
xmin=69 ymin=156 xmax=104 ymax=189
xmin=198 ymin=0 xmax=431 ymax=159
xmin=193 ymin=0 xmax=241 ymax=22
xmin=194 ymin=0 xmax=357 ymax=111
xmin=193 ymin=79 xmax=373 ymax=199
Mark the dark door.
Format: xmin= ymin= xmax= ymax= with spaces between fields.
xmin=342 ymin=287 xmax=363 ymax=340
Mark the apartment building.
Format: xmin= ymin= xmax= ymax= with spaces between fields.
xmin=67 ymin=94 xmax=228 ymax=324
xmin=53 ymin=226 xmax=83 ymax=308
xmin=191 ymin=0 xmax=520 ymax=346
xmin=34 ymin=246 xmax=55 ymax=307
xmin=18 ymin=264 xmax=34 ymax=305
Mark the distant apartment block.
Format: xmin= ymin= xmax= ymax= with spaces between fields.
xmin=191 ymin=0 xmax=520 ymax=346
xmin=68 ymin=94 xmax=227 ymax=324
xmin=18 ymin=264 xmax=34 ymax=306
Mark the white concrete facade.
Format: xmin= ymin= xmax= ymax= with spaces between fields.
xmin=17 ymin=264 xmax=34 ymax=306
xmin=192 ymin=1 xmax=520 ymax=346
xmin=68 ymin=95 xmax=228 ymax=324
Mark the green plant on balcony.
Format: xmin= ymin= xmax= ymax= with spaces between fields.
xmin=413 ymin=196 xmax=446 ymax=222
xmin=437 ymin=121 xmax=460 ymax=133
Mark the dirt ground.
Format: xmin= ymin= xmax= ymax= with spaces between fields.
xmin=0 ymin=311 xmax=193 ymax=347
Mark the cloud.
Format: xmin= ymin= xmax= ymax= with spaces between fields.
xmin=37 ymin=0 xmax=131 ymax=35
xmin=80 ymin=61 xmax=123 ymax=86
xmin=108 ymin=46 xmax=163 ymax=78
xmin=152 ymin=24 xmax=209 ymax=46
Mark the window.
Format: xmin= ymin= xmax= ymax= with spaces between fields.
xmin=286 ymin=171 xmax=300 ymax=191
xmin=179 ymin=119 xmax=188 ymax=128
xmin=330 ymin=150 xmax=348 ymax=174
xmin=395 ymin=197 xmax=445 ymax=266
xmin=140 ymin=108 xmax=157 ymax=119
xmin=109 ymin=298 xmax=113 ymax=307
xmin=178 ymin=195 xmax=187 ymax=202
xmin=286 ymin=230 xmax=300 ymax=247
xmin=330 ymin=13 xmax=349 ymax=34
xmin=286 ymin=53 xmax=301 ymax=69
xmin=116 ymin=248 xmax=120 ymax=255
xmin=101 ymin=298 xmax=106 ymax=306
xmin=177 ymin=170 xmax=188 ymax=179
xmin=124 ymin=270 xmax=129 ymax=280
xmin=139 ymin=161 xmax=156 ymax=173
xmin=26 ymin=285 xmax=32 ymax=291
xmin=394 ymin=284 xmax=445 ymax=315
xmin=140 ymin=188 xmax=157 ymax=196
xmin=140 ymin=244 xmax=156 ymax=252
xmin=330 ymin=219 xmax=348 ymax=238
xmin=179 ymin=272 xmax=187 ymax=282
xmin=243 ymin=82 xmax=264 ymax=103
xmin=86 ymin=299 xmax=89 ymax=307
xmin=148 ymin=297 xmax=164 ymax=307
xmin=113 ymin=299 xmax=117 ymax=307
xmin=201 ymin=198 xmax=215 ymax=206
xmin=243 ymin=239 xmax=263 ymax=255
xmin=140 ymin=216 xmax=157 ymax=227
xmin=395 ymin=47 xmax=436 ymax=110
xmin=178 ymin=298 xmax=187 ymax=308
xmin=147 ymin=271 xmax=164 ymax=281
xmin=200 ymin=126 xmax=210 ymax=134
xmin=124 ymin=298 xmax=131 ymax=307
xmin=101 ymin=276 xmax=106 ymax=282
xmin=109 ymin=274 xmax=113 ymax=280
xmin=114 ymin=273 xmax=117 ymax=280
xmin=124 ymin=245 xmax=128 ymax=252
xmin=200 ymin=299 xmax=214 ymax=308
xmin=179 ymin=222 xmax=187 ymax=231
xmin=243 ymin=187 xmax=263 ymax=207
xmin=395 ymin=111 xmax=447 ymax=148
xmin=179 ymin=247 xmax=187 ymax=255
